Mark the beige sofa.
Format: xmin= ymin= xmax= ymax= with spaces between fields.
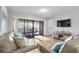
xmin=61 ymin=38 xmax=79 ymax=53
xmin=0 ymin=32 xmax=79 ymax=53
xmin=0 ymin=32 xmax=52 ymax=53
xmin=35 ymin=35 xmax=79 ymax=53
xmin=13 ymin=43 xmax=52 ymax=53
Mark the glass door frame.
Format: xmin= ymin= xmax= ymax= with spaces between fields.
xmin=17 ymin=19 xmax=44 ymax=38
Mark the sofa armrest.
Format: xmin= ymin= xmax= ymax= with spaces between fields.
xmin=13 ymin=44 xmax=38 ymax=53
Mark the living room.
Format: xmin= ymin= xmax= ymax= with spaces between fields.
xmin=0 ymin=6 xmax=79 ymax=53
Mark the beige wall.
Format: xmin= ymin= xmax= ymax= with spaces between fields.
xmin=8 ymin=16 xmax=14 ymax=32
xmin=46 ymin=10 xmax=79 ymax=35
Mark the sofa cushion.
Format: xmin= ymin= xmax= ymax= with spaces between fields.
xmin=0 ymin=39 xmax=10 ymax=52
xmin=8 ymin=34 xmax=17 ymax=51
xmin=0 ymin=33 xmax=17 ymax=52
xmin=27 ymin=47 xmax=41 ymax=53
xmin=62 ymin=38 xmax=79 ymax=53
xmin=13 ymin=44 xmax=38 ymax=53
xmin=58 ymin=35 xmax=73 ymax=53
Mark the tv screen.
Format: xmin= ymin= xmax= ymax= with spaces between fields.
xmin=57 ymin=19 xmax=71 ymax=27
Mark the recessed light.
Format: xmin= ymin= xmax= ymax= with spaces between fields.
xmin=40 ymin=9 xmax=48 ymax=13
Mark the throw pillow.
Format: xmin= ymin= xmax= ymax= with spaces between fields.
xmin=14 ymin=32 xmax=23 ymax=39
xmin=59 ymin=43 xmax=66 ymax=53
xmin=64 ymin=35 xmax=73 ymax=43
xmin=51 ymin=42 xmax=63 ymax=53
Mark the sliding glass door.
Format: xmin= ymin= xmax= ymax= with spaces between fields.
xmin=25 ymin=20 xmax=33 ymax=38
xmin=34 ymin=21 xmax=40 ymax=36
xmin=17 ymin=19 xmax=44 ymax=38
xmin=39 ymin=21 xmax=44 ymax=35
xmin=18 ymin=19 xmax=24 ymax=34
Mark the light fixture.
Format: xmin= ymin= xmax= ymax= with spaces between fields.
xmin=40 ymin=9 xmax=48 ymax=13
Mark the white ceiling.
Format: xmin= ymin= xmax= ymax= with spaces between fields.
xmin=7 ymin=6 xmax=79 ymax=19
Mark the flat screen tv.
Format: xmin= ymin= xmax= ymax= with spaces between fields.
xmin=57 ymin=19 xmax=71 ymax=27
